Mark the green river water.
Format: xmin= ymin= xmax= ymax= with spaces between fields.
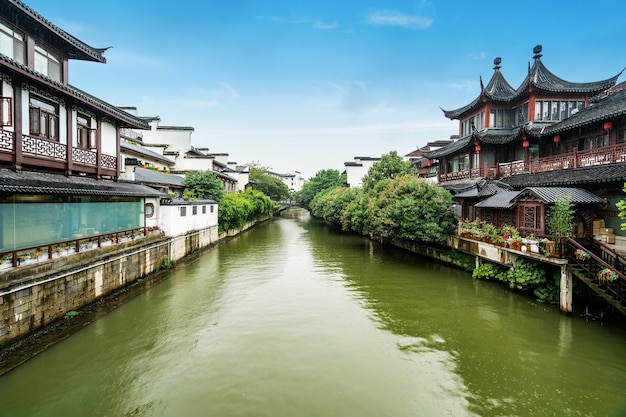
xmin=1 ymin=208 xmax=626 ymax=417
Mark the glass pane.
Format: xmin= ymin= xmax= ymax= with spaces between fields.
xmin=0 ymin=197 xmax=143 ymax=251
xmin=29 ymin=108 xmax=39 ymax=134
xmin=534 ymin=102 xmax=540 ymax=120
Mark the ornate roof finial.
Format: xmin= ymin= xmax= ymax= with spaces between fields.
xmin=493 ymin=57 xmax=502 ymax=70
xmin=480 ymin=75 xmax=484 ymax=91
xmin=533 ymin=44 xmax=543 ymax=60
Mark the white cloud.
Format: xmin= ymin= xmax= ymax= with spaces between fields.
xmin=467 ymin=51 xmax=487 ymax=60
xmin=366 ymin=10 xmax=433 ymax=29
xmin=313 ymin=20 xmax=339 ymax=30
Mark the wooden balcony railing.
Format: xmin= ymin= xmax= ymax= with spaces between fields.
xmin=0 ymin=130 xmax=117 ymax=175
xmin=439 ymin=142 xmax=626 ymax=183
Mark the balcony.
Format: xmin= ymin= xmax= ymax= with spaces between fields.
xmin=532 ymin=143 xmax=626 ymax=173
xmin=439 ymin=142 xmax=626 ymax=183
xmin=0 ymin=129 xmax=117 ymax=177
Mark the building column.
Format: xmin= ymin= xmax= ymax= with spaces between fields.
xmin=560 ymin=265 xmax=572 ymax=314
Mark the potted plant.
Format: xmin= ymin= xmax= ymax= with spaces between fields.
xmin=547 ymin=195 xmax=575 ymax=258
xmin=598 ymin=268 xmax=618 ymax=283
xmin=574 ymin=249 xmax=590 ymax=261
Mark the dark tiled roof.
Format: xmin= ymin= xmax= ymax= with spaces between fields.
xmin=441 ymin=49 xmax=621 ymax=120
xmin=441 ymin=96 xmax=481 ymax=120
xmin=474 ymin=127 xmax=522 ymax=145
xmin=501 ymin=164 xmax=626 ymax=188
xmin=421 ymin=136 xmax=471 ymax=158
xmin=0 ymin=54 xmax=149 ymax=129
xmin=483 ymin=67 xmax=516 ymax=101
xmin=160 ymin=198 xmax=217 ymax=206
xmin=475 ymin=191 xmax=520 ymax=209
xmin=134 ymin=167 xmax=183 ymax=187
xmin=536 ymin=89 xmax=626 ymax=136
xmin=121 ymin=141 xmax=175 ymax=164
xmin=516 ymin=57 xmax=620 ymax=97
xmin=6 ymin=0 xmax=107 ymax=63
xmin=453 ymin=179 xmax=513 ymax=199
xmin=0 ymin=168 xmax=164 ymax=197
xmin=515 ymin=187 xmax=604 ymax=204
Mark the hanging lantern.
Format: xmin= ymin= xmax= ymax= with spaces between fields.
xmin=475 ymin=144 xmax=481 ymax=152
xmin=553 ymin=135 xmax=560 ymax=143
xmin=522 ymin=139 xmax=529 ymax=148
xmin=604 ymin=121 xmax=613 ymax=131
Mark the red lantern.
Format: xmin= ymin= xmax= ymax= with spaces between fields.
xmin=523 ymin=140 xmax=529 ymax=148
xmin=604 ymin=121 xmax=613 ymax=131
xmin=475 ymin=144 xmax=481 ymax=152
xmin=553 ymin=135 xmax=560 ymax=143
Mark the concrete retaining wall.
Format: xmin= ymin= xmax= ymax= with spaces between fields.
xmin=0 ymin=223 xmax=224 ymax=349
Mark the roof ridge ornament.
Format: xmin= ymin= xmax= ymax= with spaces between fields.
xmin=533 ymin=44 xmax=543 ymax=60
xmin=493 ymin=57 xmax=502 ymax=70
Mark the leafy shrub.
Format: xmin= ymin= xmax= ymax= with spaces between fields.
xmin=472 ymin=262 xmax=505 ymax=280
xmin=505 ymin=258 xmax=546 ymax=290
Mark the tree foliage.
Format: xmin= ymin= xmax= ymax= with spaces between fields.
xmin=181 ymin=170 xmax=224 ymax=202
xmin=249 ymin=168 xmax=291 ymax=201
xmin=547 ymin=195 xmax=575 ymax=237
xmin=616 ymin=183 xmax=626 ymax=231
xmin=362 ymin=151 xmax=417 ymax=192
xmin=218 ymin=188 xmax=277 ymax=232
xmin=305 ymin=168 xmax=455 ymax=245
xmin=294 ymin=169 xmax=346 ymax=209
xmin=367 ymin=175 xmax=454 ymax=243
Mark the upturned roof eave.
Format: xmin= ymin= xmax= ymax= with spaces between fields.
xmin=7 ymin=0 xmax=107 ymax=63
xmin=0 ymin=54 xmax=149 ymax=129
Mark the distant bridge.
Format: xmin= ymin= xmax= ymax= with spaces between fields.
xmin=275 ymin=203 xmax=300 ymax=214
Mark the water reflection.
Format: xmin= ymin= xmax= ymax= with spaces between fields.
xmin=300 ymin=212 xmax=626 ymax=417
xmin=1 ymin=209 xmax=626 ymax=417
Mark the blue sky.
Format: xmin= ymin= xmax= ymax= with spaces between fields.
xmin=25 ymin=0 xmax=626 ymax=179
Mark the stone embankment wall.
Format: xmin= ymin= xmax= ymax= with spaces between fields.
xmin=0 ymin=222 xmax=229 ymax=349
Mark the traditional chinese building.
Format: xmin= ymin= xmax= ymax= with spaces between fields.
xmin=0 ymin=0 xmax=163 ymax=254
xmin=423 ymin=45 xmax=626 ymax=238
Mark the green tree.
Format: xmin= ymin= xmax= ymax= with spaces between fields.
xmin=616 ymin=183 xmax=626 ymax=231
xmin=295 ymin=169 xmax=346 ymax=209
xmin=181 ymin=170 xmax=224 ymax=202
xmin=217 ymin=189 xmax=276 ymax=233
xmin=249 ymin=168 xmax=291 ymax=201
xmin=368 ymin=174 xmax=454 ymax=244
xmin=547 ymin=195 xmax=575 ymax=237
xmin=362 ymin=150 xmax=417 ymax=192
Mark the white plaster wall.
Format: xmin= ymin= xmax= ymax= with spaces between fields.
xmin=100 ymin=121 xmax=117 ymax=156
xmin=175 ymin=156 xmax=214 ymax=172
xmin=158 ymin=203 xmax=218 ymax=237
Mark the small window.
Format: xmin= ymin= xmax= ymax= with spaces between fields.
xmin=192 ymin=206 xmax=198 ymax=215
xmin=29 ymin=96 xmax=59 ymax=141
xmin=145 ymin=203 xmax=154 ymax=218
xmin=210 ymin=205 xmax=214 ymax=213
xmin=180 ymin=206 xmax=187 ymax=217
xmin=0 ymin=20 xmax=24 ymax=64
xmin=77 ymin=113 xmax=95 ymax=149
xmin=202 ymin=206 xmax=206 ymax=214
xmin=34 ymin=44 xmax=61 ymax=82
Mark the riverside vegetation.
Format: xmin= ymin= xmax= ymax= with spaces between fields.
xmin=295 ymin=151 xmax=563 ymax=304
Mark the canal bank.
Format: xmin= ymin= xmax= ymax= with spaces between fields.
xmin=0 ymin=217 xmax=269 ymax=376
xmin=3 ymin=209 xmax=626 ymax=417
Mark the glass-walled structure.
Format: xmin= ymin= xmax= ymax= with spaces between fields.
xmin=0 ymin=194 xmax=144 ymax=251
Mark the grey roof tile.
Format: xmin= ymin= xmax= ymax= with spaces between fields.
xmin=0 ymin=168 xmax=164 ymax=197
xmin=501 ymin=163 xmax=626 ymax=188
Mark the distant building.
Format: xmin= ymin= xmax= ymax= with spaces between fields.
xmin=344 ymin=156 xmax=380 ymax=187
